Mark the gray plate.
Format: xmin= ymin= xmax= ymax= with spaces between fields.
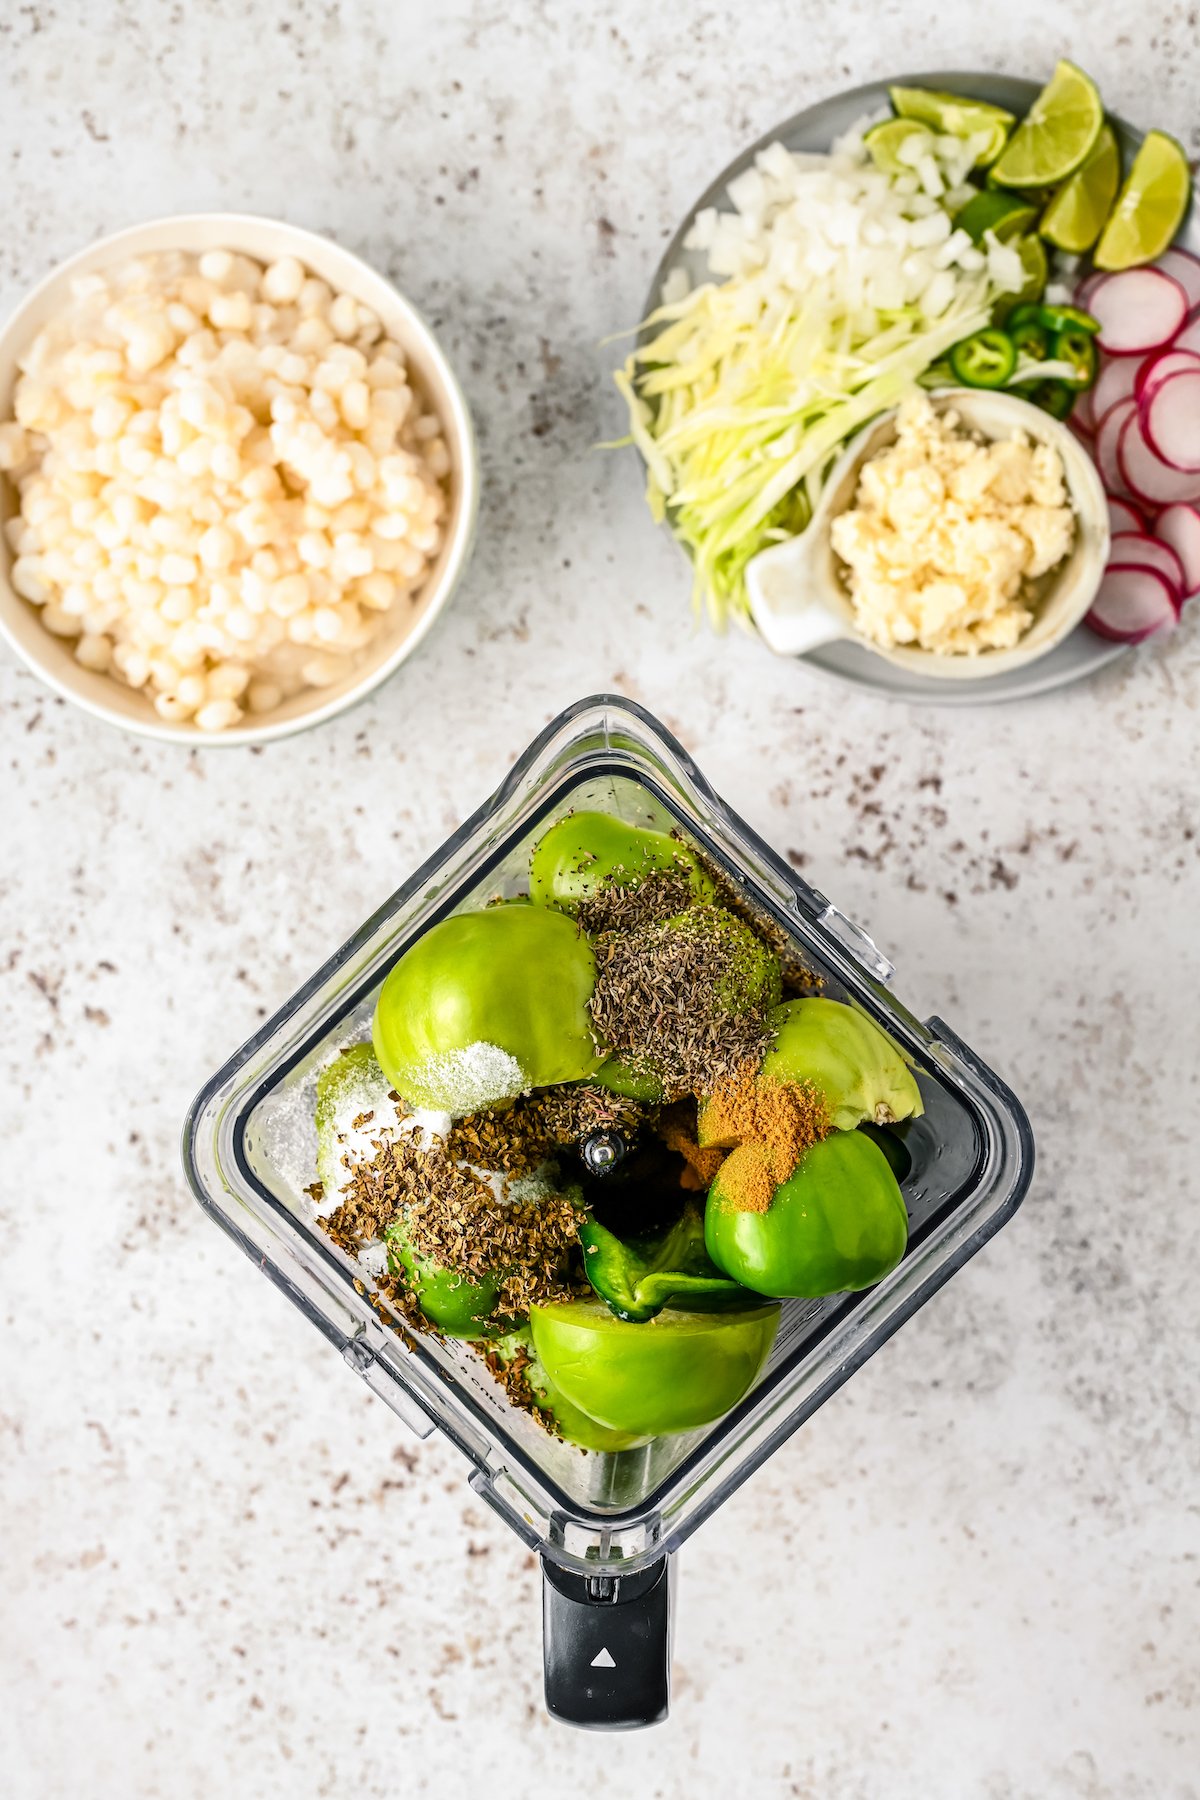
xmin=644 ymin=71 xmax=1196 ymax=705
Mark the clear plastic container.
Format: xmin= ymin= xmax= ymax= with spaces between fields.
xmin=183 ymin=695 xmax=1034 ymax=1726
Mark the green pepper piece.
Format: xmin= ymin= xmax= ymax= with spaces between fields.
xmin=314 ymin=1045 xmax=503 ymax=1337
xmin=530 ymin=811 xmax=715 ymax=914
xmin=579 ymin=1206 xmax=747 ymax=1322
xmin=1029 ymin=379 xmax=1076 ymax=419
xmin=529 ymin=1297 xmax=780 ymax=1437
xmin=1050 ymin=325 xmax=1098 ymax=389
xmin=1036 ymin=303 xmax=1101 ymax=335
xmin=705 ymin=1131 xmax=909 ymax=1299
xmin=1009 ymin=318 xmax=1051 ymax=361
xmin=948 ymin=328 xmax=1018 ymax=389
xmin=386 ymin=1218 xmax=504 ymax=1337
xmin=372 ymin=902 xmax=603 ymax=1112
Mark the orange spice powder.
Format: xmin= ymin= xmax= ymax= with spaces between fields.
xmin=704 ymin=1066 xmax=831 ymax=1213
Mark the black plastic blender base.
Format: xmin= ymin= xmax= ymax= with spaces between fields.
xmin=541 ymin=1554 xmax=674 ymax=1729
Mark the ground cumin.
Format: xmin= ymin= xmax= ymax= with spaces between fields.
xmin=656 ymin=1102 xmax=727 ymax=1191
xmin=704 ymin=1066 xmax=831 ymax=1212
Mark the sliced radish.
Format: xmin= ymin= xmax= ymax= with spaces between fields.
xmin=1089 ymin=268 xmax=1189 ymax=355
xmin=1096 ymin=396 xmax=1138 ymax=500
xmin=1107 ymin=495 xmax=1146 ymax=534
xmin=1079 ymin=383 xmax=1101 ymax=439
xmin=1076 ymin=270 xmax=1106 ymax=309
xmin=1170 ymin=307 xmax=1200 ymax=357
xmin=1085 ymin=565 xmax=1178 ymax=642
xmin=1134 ymin=347 xmax=1200 ymax=401
xmin=1118 ymin=407 xmax=1200 ymax=508
xmin=1108 ymin=530 xmax=1186 ymax=597
xmin=1155 ymin=502 xmax=1200 ymax=594
xmin=1142 ymin=371 xmax=1200 ymax=473
xmin=1092 ymin=356 xmax=1139 ymax=420
xmin=1155 ymin=247 xmax=1200 ymax=309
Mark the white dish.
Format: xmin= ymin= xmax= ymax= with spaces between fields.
xmin=643 ymin=71 xmax=1197 ymax=704
xmin=0 ymin=213 xmax=479 ymax=746
xmin=746 ymin=388 xmax=1110 ymax=679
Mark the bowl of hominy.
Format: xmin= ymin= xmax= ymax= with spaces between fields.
xmin=0 ymin=213 xmax=478 ymax=743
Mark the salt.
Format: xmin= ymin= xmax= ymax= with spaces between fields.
xmin=409 ymin=1040 xmax=527 ymax=1116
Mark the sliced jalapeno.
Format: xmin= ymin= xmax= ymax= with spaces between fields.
xmin=1036 ymin=303 xmax=1101 ymax=335
xmin=1051 ymin=325 xmax=1098 ymax=389
xmin=948 ymin=327 xmax=1018 ymax=388
xmin=1009 ymin=317 xmax=1051 ymax=361
xmin=1028 ymin=379 xmax=1075 ymax=420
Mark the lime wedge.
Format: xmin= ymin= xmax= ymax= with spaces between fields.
xmin=1094 ymin=129 xmax=1193 ymax=270
xmin=990 ymin=61 xmax=1104 ymax=189
xmin=864 ymin=117 xmax=933 ymax=177
xmin=889 ymin=85 xmax=1014 ymax=166
xmin=1040 ymin=121 xmax=1121 ymax=251
xmin=956 ymin=189 xmax=1039 ymax=244
xmin=994 ymin=236 xmax=1050 ymax=319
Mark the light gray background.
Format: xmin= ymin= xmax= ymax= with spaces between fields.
xmin=2 ymin=4 xmax=1197 ymax=1796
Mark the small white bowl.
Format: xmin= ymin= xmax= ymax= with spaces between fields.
xmin=0 ymin=214 xmax=479 ymax=745
xmin=747 ymin=389 xmax=1111 ymax=680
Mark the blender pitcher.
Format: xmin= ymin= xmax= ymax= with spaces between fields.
xmin=182 ymin=695 xmax=1033 ymax=1729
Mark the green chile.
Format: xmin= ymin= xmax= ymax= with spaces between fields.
xmin=705 ymin=1130 xmax=909 ymax=1299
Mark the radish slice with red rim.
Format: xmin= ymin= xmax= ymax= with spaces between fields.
xmin=1096 ymin=396 xmax=1138 ymax=499
xmin=1155 ymin=247 xmax=1200 ymax=309
xmin=1108 ymin=530 xmax=1186 ymax=597
xmin=1073 ymin=383 xmax=1097 ymax=436
xmin=1142 ymin=371 xmax=1200 ymax=473
xmin=1076 ymin=270 xmax=1106 ymax=309
xmin=1089 ymin=268 xmax=1189 ymax=354
xmin=1155 ymin=502 xmax=1200 ymax=593
xmin=1092 ymin=357 xmax=1139 ymax=420
xmin=1085 ymin=565 xmax=1178 ymax=641
xmin=1135 ymin=347 xmax=1200 ymax=401
xmin=1118 ymin=406 xmax=1200 ymax=508
xmin=1107 ymin=495 xmax=1146 ymax=534
xmin=1174 ymin=308 xmax=1200 ymax=357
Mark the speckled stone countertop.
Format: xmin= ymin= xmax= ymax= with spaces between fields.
xmin=3 ymin=4 xmax=1198 ymax=1796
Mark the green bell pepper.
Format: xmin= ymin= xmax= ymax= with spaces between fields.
xmin=372 ymin=902 xmax=603 ymax=1112
xmin=529 ymin=811 xmax=714 ymax=913
xmin=579 ymin=1206 xmax=746 ymax=1322
xmin=529 ymin=1297 xmax=779 ymax=1438
xmin=705 ymin=1130 xmax=909 ymax=1299
xmin=748 ymin=997 xmax=923 ymax=1133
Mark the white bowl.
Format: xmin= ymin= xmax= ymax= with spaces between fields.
xmin=0 ymin=213 xmax=479 ymax=745
xmin=747 ymin=389 xmax=1111 ymax=680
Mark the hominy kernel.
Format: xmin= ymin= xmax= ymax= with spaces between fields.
xmin=3 ymin=247 xmax=448 ymax=730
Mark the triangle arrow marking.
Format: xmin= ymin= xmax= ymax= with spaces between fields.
xmin=590 ymin=1646 xmax=616 ymax=1669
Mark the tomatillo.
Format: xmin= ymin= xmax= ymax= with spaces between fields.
xmin=490 ymin=1329 xmax=649 ymax=1452
xmin=529 ymin=1298 xmax=779 ymax=1437
xmin=755 ymin=997 xmax=922 ymax=1132
xmin=705 ymin=1130 xmax=909 ymax=1299
xmin=530 ymin=811 xmax=714 ymax=913
xmin=372 ymin=903 xmax=603 ymax=1113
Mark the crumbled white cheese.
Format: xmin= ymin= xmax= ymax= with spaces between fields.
xmin=831 ymin=394 xmax=1076 ymax=655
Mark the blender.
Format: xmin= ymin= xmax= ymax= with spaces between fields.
xmin=183 ymin=695 xmax=1033 ymax=1728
